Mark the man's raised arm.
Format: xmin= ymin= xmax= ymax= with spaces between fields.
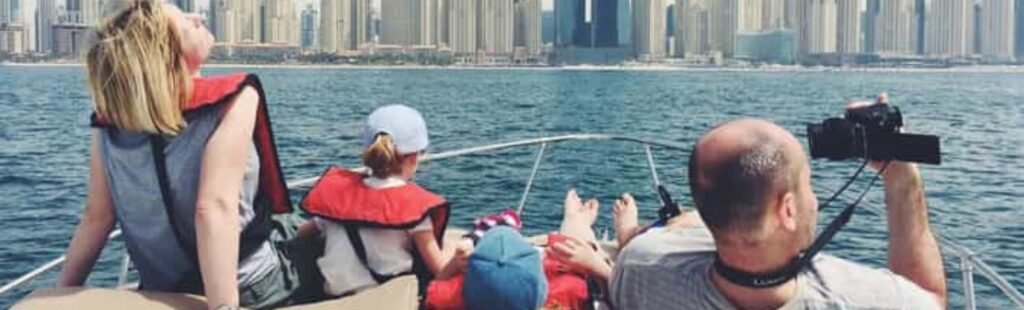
xmin=881 ymin=159 xmax=947 ymax=306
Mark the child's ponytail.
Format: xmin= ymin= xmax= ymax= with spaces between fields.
xmin=362 ymin=133 xmax=405 ymax=179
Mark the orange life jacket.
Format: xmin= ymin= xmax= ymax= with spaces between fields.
xmin=301 ymin=167 xmax=451 ymax=282
xmin=424 ymin=233 xmax=591 ymax=310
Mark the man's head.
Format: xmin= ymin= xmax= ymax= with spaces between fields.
xmin=688 ymin=119 xmax=818 ymax=253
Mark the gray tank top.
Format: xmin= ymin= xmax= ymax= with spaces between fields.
xmin=98 ymin=105 xmax=279 ymax=293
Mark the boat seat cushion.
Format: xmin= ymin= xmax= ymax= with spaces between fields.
xmin=13 ymin=275 xmax=419 ymax=310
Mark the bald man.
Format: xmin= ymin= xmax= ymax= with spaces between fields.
xmin=609 ymin=100 xmax=946 ymax=309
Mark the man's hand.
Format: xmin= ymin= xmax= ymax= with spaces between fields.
xmin=846 ymin=93 xmax=947 ymax=307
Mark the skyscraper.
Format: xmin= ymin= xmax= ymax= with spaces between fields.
xmin=514 ymin=0 xmax=542 ymax=54
xmin=801 ymin=0 xmax=836 ymax=54
xmin=478 ymin=0 xmax=513 ymax=55
xmin=265 ymin=0 xmax=298 ymax=45
xmin=380 ymin=0 xmax=410 ymax=45
xmin=301 ymin=4 xmax=318 ymax=48
xmin=737 ymin=0 xmax=761 ymax=33
xmin=173 ymin=0 xmax=193 ymax=12
xmin=213 ymin=0 xmax=235 ymax=43
xmin=865 ymin=0 xmax=877 ymax=53
xmin=58 ymin=0 xmax=97 ymax=25
xmin=0 ymin=0 xmax=25 ymax=54
xmin=234 ymin=0 xmax=262 ymax=43
xmin=449 ymin=0 xmax=476 ymax=54
xmin=980 ymin=0 xmax=1015 ymax=59
xmin=20 ymin=0 xmax=36 ymax=52
xmin=617 ymin=0 xmax=631 ymax=46
xmin=762 ymin=0 xmax=786 ymax=30
xmin=836 ymin=0 xmax=861 ymax=54
xmin=209 ymin=0 xmax=219 ymax=40
xmin=416 ymin=0 xmax=436 ymax=46
xmin=554 ymin=0 xmax=586 ymax=47
xmin=381 ymin=0 xmax=435 ymax=46
xmin=974 ymin=2 xmax=982 ymax=54
xmin=438 ymin=0 xmax=449 ymax=47
xmin=632 ymin=0 xmax=665 ymax=60
xmin=320 ymin=0 xmax=349 ymax=52
xmin=0 ymin=0 xmax=11 ymax=23
xmin=709 ymin=0 xmax=737 ymax=56
xmin=592 ymin=0 xmax=620 ymax=47
xmin=38 ymin=0 xmax=56 ymax=52
xmin=925 ymin=0 xmax=972 ymax=57
xmin=352 ymin=0 xmax=368 ymax=48
xmin=869 ymin=0 xmax=917 ymax=55
xmin=1017 ymin=0 xmax=1024 ymax=59
xmin=676 ymin=0 xmax=709 ymax=57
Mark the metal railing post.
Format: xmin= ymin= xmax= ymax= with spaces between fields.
xmin=643 ymin=144 xmax=662 ymax=187
xmin=0 ymin=229 xmax=123 ymax=296
xmin=117 ymin=252 xmax=132 ymax=287
xmin=961 ymin=253 xmax=976 ymax=310
xmin=517 ymin=143 xmax=547 ymax=214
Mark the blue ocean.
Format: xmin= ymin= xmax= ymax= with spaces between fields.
xmin=1 ymin=66 xmax=1022 ymax=308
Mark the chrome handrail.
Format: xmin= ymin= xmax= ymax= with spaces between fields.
xmin=0 ymin=230 xmax=122 ymax=295
xmin=1 ymin=134 xmax=1020 ymax=309
xmin=825 ymin=186 xmax=1024 ymax=309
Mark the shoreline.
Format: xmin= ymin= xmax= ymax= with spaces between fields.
xmin=6 ymin=61 xmax=1024 ymax=73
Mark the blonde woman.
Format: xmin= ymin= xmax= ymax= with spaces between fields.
xmin=58 ymin=1 xmax=303 ymax=309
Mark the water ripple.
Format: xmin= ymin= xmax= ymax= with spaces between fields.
xmin=1 ymin=67 xmax=1022 ymax=307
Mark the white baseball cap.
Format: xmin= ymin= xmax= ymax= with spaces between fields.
xmin=362 ymin=104 xmax=430 ymax=155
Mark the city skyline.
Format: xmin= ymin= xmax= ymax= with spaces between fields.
xmin=1 ymin=0 xmax=1020 ymax=67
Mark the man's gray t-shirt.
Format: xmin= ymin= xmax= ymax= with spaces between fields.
xmin=610 ymin=226 xmax=940 ymax=310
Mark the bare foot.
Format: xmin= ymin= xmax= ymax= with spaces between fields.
xmin=563 ymin=189 xmax=600 ymax=225
xmin=561 ymin=189 xmax=600 ymax=241
xmin=613 ymin=193 xmax=640 ymax=247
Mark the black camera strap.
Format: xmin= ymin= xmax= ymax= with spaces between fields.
xmin=713 ymin=161 xmax=887 ymax=289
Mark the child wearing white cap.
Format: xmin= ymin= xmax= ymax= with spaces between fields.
xmin=297 ymin=105 xmax=471 ymax=297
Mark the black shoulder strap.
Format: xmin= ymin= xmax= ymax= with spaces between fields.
xmin=151 ymin=136 xmax=273 ymax=265
xmin=342 ymin=225 xmax=410 ymax=284
xmin=151 ymin=137 xmax=204 ymax=292
xmin=151 ymin=137 xmax=201 ymax=264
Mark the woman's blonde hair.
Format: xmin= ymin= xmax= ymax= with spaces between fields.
xmin=362 ymin=133 xmax=407 ymax=179
xmin=87 ymin=0 xmax=192 ymax=135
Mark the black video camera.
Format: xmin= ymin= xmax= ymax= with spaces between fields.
xmin=806 ymin=104 xmax=941 ymax=165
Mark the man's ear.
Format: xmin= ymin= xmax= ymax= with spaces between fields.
xmin=777 ymin=191 xmax=798 ymax=232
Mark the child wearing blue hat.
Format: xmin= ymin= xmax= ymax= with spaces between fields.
xmin=426 ymin=190 xmax=614 ymax=310
xmin=297 ymin=105 xmax=471 ymax=297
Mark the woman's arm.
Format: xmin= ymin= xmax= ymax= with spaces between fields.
xmin=195 ymin=87 xmax=259 ymax=309
xmin=58 ymin=131 xmax=117 ymax=286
